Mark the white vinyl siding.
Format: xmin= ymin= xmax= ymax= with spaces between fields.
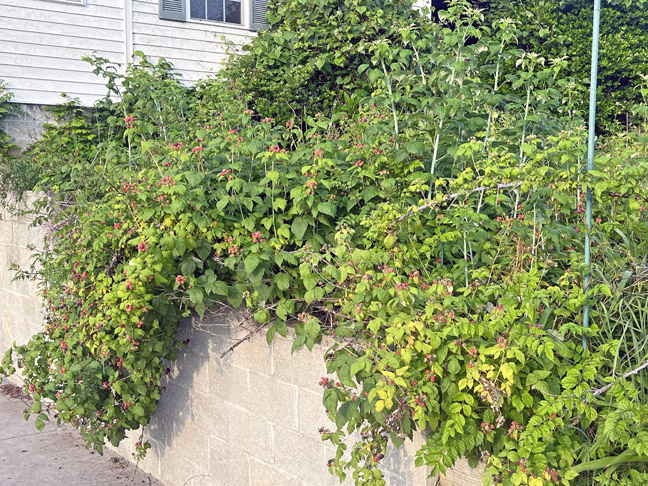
xmin=0 ymin=0 xmax=257 ymax=105
xmin=133 ymin=0 xmax=254 ymax=83
xmin=1 ymin=0 xmax=424 ymax=107
xmin=0 ymin=0 xmax=124 ymax=105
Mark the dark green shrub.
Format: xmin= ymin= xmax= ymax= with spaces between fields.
xmin=483 ymin=0 xmax=648 ymax=130
xmin=218 ymin=0 xmax=424 ymax=125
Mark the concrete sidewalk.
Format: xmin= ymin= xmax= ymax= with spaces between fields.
xmin=0 ymin=383 xmax=164 ymax=486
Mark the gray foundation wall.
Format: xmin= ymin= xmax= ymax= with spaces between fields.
xmin=0 ymin=104 xmax=55 ymax=150
xmin=0 ymin=194 xmax=484 ymax=486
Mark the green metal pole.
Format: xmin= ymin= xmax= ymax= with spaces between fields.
xmin=583 ymin=0 xmax=602 ymax=351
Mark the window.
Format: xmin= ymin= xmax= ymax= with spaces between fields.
xmin=190 ymin=0 xmax=241 ymax=25
xmin=159 ymin=0 xmax=267 ymax=30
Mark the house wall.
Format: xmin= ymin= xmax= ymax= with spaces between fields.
xmin=132 ymin=0 xmax=253 ymax=84
xmin=0 ymin=0 xmax=126 ymax=106
xmin=1 ymin=1 xmax=433 ymax=107
xmin=0 ymin=0 xmax=258 ymax=106
xmin=0 ymin=193 xmax=484 ymax=486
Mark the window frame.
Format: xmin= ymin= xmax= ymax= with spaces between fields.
xmin=160 ymin=0 xmax=267 ymax=31
xmin=188 ymin=0 xmax=244 ymax=27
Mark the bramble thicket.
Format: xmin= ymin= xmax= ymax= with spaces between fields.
xmin=1 ymin=1 xmax=648 ymax=485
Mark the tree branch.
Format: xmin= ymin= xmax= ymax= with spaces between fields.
xmin=398 ymin=182 xmax=522 ymax=221
xmin=590 ymin=358 xmax=648 ymax=397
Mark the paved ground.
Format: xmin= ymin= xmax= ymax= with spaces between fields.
xmin=0 ymin=383 xmax=164 ymax=486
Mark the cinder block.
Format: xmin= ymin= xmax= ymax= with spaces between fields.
xmin=224 ymin=331 xmax=273 ymax=376
xmin=209 ymin=435 xmax=250 ymax=486
xmin=192 ymin=393 xmax=230 ymax=440
xmin=223 ymin=403 xmax=273 ymax=463
xmin=191 ymin=324 xmax=232 ymax=359
xmin=109 ymin=433 xmax=162 ymax=481
xmin=440 ymin=457 xmax=484 ymax=486
xmin=249 ymin=458 xmax=298 ymax=486
xmin=159 ymin=452 xmax=210 ymax=486
xmin=297 ymin=388 xmax=331 ymax=437
xmin=11 ymin=221 xmax=46 ymax=247
xmin=248 ymin=370 xmax=297 ymax=429
xmin=156 ymin=381 xmax=196 ymax=424
xmin=272 ymin=335 xmax=330 ymax=393
xmin=169 ymin=421 xmax=210 ymax=468
xmin=382 ymin=431 xmax=432 ymax=486
xmin=145 ymin=409 xmax=177 ymax=455
xmin=137 ymin=437 xmax=163 ymax=480
xmin=272 ymin=424 xmax=330 ymax=484
xmin=208 ymin=360 xmax=249 ymax=409
xmin=170 ymin=333 xmax=210 ymax=395
xmin=0 ymin=225 xmax=12 ymax=245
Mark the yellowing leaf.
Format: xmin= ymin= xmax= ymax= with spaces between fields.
xmin=501 ymin=362 xmax=515 ymax=383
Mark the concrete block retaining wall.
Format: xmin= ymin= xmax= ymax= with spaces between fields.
xmin=0 ymin=104 xmax=55 ymax=151
xmin=0 ymin=193 xmax=484 ymax=486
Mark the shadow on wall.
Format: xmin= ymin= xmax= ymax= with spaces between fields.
xmin=114 ymin=308 xmax=438 ymax=486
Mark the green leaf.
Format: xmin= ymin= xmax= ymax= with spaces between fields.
xmin=275 ymin=273 xmax=291 ymax=291
xmin=447 ymin=358 xmax=460 ymax=375
xmin=188 ymin=287 xmax=204 ymax=305
xmin=405 ymin=141 xmax=425 ymax=155
xmin=318 ymin=202 xmax=336 ymax=217
xmin=196 ymin=242 xmax=212 ymax=260
xmin=266 ymin=323 xmax=277 ymax=345
xmin=174 ymin=238 xmax=187 ymax=255
xmin=244 ymin=254 xmax=261 ymax=275
xmin=336 ymin=401 xmax=353 ymax=430
xmin=228 ymin=285 xmax=244 ymax=308
xmin=185 ymin=171 xmax=205 ymax=187
xmin=276 ymin=299 xmax=291 ymax=320
xmin=212 ymin=281 xmax=228 ymax=296
xmin=291 ymin=218 xmax=308 ymax=240
xmin=362 ymin=186 xmax=378 ymax=202
xmin=132 ymin=404 xmax=145 ymax=417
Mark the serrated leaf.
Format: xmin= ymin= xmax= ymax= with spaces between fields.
xmin=405 ymin=141 xmax=425 ymax=155
xmin=244 ymin=254 xmax=260 ymax=275
xmin=318 ymin=202 xmax=336 ymax=217
xmin=188 ymin=288 xmax=203 ymax=304
xmin=501 ymin=362 xmax=514 ymax=383
xmin=185 ymin=171 xmax=205 ymax=187
xmin=362 ymin=185 xmax=378 ymax=202
xmin=132 ymin=404 xmax=145 ymax=417
xmin=291 ymin=218 xmax=308 ymax=240
xmin=266 ymin=323 xmax=277 ymax=344
xmin=275 ymin=273 xmax=291 ymax=291
xmin=227 ymin=285 xmax=244 ymax=308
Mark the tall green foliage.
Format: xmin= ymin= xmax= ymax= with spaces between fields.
xmin=0 ymin=81 xmax=13 ymax=156
xmin=220 ymin=0 xmax=423 ymax=125
xmin=482 ymin=0 xmax=648 ymax=130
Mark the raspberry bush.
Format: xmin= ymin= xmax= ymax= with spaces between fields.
xmin=2 ymin=1 xmax=648 ymax=485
